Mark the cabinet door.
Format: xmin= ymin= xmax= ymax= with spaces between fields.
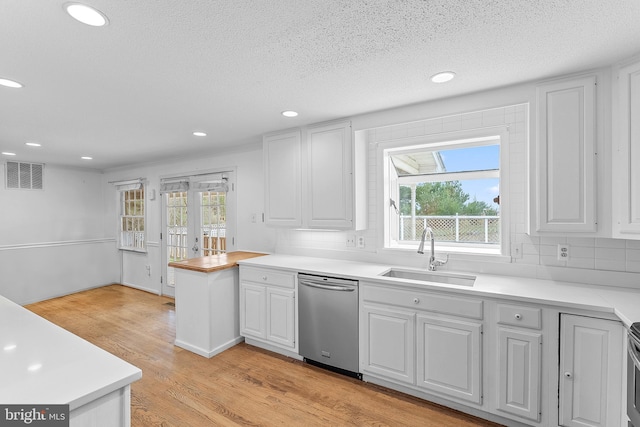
xmin=535 ymin=75 xmax=597 ymax=233
xmin=306 ymin=121 xmax=353 ymax=228
xmin=416 ymin=315 xmax=482 ymax=404
xmin=614 ymin=60 xmax=640 ymax=236
xmin=264 ymin=130 xmax=302 ymax=226
xmin=361 ymin=304 xmax=415 ymax=384
xmin=559 ymin=315 xmax=623 ymax=427
xmin=497 ymin=327 xmax=541 ymax=421
xmin=239 ymin=283 xmax=266 ymax=339
xmin=266 ymin=288 xmax=295 ymax=348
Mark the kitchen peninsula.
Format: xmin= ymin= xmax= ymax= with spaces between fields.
xmin=169 ymin=251 xmax=266 ymax=358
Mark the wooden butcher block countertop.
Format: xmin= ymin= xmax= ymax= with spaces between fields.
xmin=168 ymin=251 xmax=267 ymax=273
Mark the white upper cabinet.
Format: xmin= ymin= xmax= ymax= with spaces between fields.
xmin=306 ymin=121 xmax=354 ymax=229
xmin=264 ymin=130 xmax=302 ymax=227
xmin=263 ymin=120 xmax=366 ymax=230
xmin=613 ymin=57 xmax=640 ymax=238
xmin=533 ymin=75 xmax=598 ymax=234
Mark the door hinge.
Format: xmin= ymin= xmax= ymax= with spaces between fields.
xmin=160 ymin=232 xmax=163 ymax=240
xmin=160 ymin=276 xmax=163 ymax=284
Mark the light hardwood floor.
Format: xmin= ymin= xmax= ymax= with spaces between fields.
xmin=26 ymin=284 xmax=503 ymax=426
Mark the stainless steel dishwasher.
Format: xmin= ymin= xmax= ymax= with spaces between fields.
xmin=298 ymin=273 xmax=360 ymax=378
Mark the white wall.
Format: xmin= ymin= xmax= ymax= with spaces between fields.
xmin=102 ymin=143 xmax=275 ymax=295
xmin=0 ymin=164 xmax=119 ymax=304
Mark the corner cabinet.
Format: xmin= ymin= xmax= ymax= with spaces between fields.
xmin=263 ymin=120 xmax=366 ymax=230
xmin=239 ymin=266 xmax=297 ymax=355
xmin=613 ymin=58 xmax=640 ymax=237
xmin=559 ymin=314 xmax=623 ymax=427
xmin=533 ymin=75 xmax=598 ymax=234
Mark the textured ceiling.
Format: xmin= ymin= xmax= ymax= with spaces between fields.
xmin=1 ymin=0 xmax=640 ymax=170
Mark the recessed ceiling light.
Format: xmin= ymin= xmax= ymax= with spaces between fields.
xmin=0 ymin=78 xmax=23 ymax=88
xmin=2 ymin=152 xmax=16 ymax=156
xmin=282 ymin=110 xmax=298 ymax=118
xmin=25 ymin=142 xmax=41 ymax=147
xmin=193 ymin=131 xmax=207 ymax=137
xmin=65 ymin=3 xmax=109 ymax=27
xmin=81 ymin=156 xmax=93 ymax=160
xmin=430 ymin=71 xmax=456 ymax=83
xmin=27 ymin=363 xmax=43 ymax=372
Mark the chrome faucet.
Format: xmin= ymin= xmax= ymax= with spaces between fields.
xmin=417 ymin=227 xmax=448 ymax=271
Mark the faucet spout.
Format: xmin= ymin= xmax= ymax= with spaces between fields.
xmin=417 ymin=227 xmax=447 ymax=271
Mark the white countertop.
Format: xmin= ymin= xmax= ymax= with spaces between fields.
xmin=0 ymin=295 xmax=142 ymax=410
xmin=238 ymin=254 xmax=640 ymax=328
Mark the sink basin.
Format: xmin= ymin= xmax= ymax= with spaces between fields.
xmin=379 ymin=268 xmax=476 ymax=287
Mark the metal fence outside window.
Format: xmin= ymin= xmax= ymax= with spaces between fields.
xmin=400 ymin=215 xmax=500 ymax=244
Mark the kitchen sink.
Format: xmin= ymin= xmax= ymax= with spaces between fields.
xmin=379 ymin=268 xmax=476 ymax=286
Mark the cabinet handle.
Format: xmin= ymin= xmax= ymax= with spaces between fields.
xmin=514 ymin=313 xmax=522 ymax=320
xmin=564 ymin=372 xmax=573 ymax=379
xmin=413 ymin=297 xmax=420 ymax=304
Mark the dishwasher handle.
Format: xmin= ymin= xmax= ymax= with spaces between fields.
xmin=299 ymin=279 xmax=356 ymax=292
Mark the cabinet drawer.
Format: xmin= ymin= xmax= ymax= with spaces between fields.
xmin=362 ymin=285 xmax=483 ymax=320
xmin=240 ymin=266 xmax=295 ymax=289
xmin=497 ymin=304 xmax=541 ymax=330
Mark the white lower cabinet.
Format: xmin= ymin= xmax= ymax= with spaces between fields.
xmin=361 ymin=304 xmax=415 ymax=384
xmin=360 ymin=281 xmax=484 ymax=407
xmin=496 ymin=327 xmax=542 ymax=421
xmin=239 ymin=266 xmax=297 ymax=353
xmin=240 ymin=282 xmax=266 ymax=339
xmin=265 ymin=287 xmax=295 ymax=347
xmin=494 ymin=302 xmax=543 ymax=423
xmin=417 ymin=314 xmax=482 ymax=404
xmin=559 ymin=314 xmax=623 ymax=427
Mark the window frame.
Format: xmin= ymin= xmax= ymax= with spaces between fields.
xmin=378 ymin=126 xmax=511 ymax=257
xmin=116 ymin=180 xmax=147 ymax=252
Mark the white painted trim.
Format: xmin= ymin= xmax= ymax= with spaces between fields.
xmin=0 ymin=238 xmax=115 ymax=251
xmin=175 ymin=336 xmax=244 ymax=358
xmin=244 ymin=337 xmax=303 ymax=360
xmin=120 ymin=282 xmax=161 ymax=296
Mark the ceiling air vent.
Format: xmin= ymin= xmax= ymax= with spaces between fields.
xmin=6 ymin=161 xmax=44 ymax=190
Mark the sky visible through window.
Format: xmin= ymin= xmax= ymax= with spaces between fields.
xmin=439 ymin=144 xmax=499 ymax=209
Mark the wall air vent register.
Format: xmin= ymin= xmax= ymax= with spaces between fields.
xmin=5 ymin=161 xmax=44 ymax=190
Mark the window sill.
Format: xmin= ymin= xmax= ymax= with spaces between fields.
xmin=380 ymin=245 xmax=511 ymax=263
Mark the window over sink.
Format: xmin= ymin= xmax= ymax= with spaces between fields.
xmin=380 ymin=127 xmax=509 ymax=256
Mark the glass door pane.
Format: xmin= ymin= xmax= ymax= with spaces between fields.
xmin=200 ymin=191 xmax=227 ymax=256
xmin=166 ymin=191 xmax=188 ymax=288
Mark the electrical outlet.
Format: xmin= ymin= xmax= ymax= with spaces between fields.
xmin=357 ymin=236 xmax=365 ymax=248
xmin=346 ymin=236 xmax=356 ymax=247
xmin=557 ymin=244 xmax=570 ymax=261
xmin=511 ymin=243 xmax=522 ymax=259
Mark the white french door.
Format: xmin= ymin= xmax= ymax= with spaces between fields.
xmin=161 ymin=171 xmax=235 ymax=296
